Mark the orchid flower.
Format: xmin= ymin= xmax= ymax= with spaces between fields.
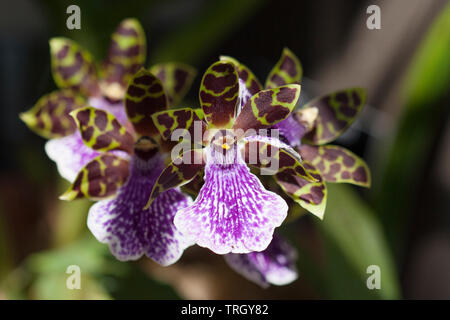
xmin=217 ymin=48 xmax=371 ymax=287
xmin=59 ymin=69 xmax=193 ymax=265
xmin=20 ymin=18 xmax=195 ymax=182
xmin=148 ymin=60 xmax=316 ymax=257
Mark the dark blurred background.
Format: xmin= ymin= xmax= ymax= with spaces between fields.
xmin=0 ymin=0 xmax=449 ymax=299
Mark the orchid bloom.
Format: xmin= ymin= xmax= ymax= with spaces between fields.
xmin=59 ymin=69 xmax=194 ymax=265
xmin=20 ymin=18 xmax=195 ymax=182
xmin=216 ymin=48 xmax=371 ymax=287
xmin=148 ymin=60 xmax=316 ymax=257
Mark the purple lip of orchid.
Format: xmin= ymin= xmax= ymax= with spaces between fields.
xmin=55 ymin=68 xmax=196 ymax=265
xmin=20 ymin=18 xmax=196 ymax=183
xmin=147 ymin=60 xmax=317 ymax=256
xmin=224 ymin=234 xmax=298 ymax=288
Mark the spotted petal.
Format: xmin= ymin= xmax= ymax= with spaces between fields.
xmin=101 ymin=18 xmax=146 ymax=88
xmin=174 ymin=155 xmax=288 ymax=254
xmin=49 ymin=38 xmax=100 ymax=96
xmin=87 ymin=155 xmax=193 ymax=264
xmin=146 ymin=149 xmax=206 ymax=207
xmin=151 ymin=108 xmax=206 ymax=145
xmin=242 ymin=135 xmax=315 ymax=182
xmin=265 ymin=48 xmax=302 ymax=89
xmin=224 ymin=234 xmax=298 ymax=288
xmin=303 ymin=88 xmax=366 ymax=145
xmin=125 ymin=69 xmax=168 ymax=137
xmin=199 ymin=61 xmax=240 ymax=128
xmin=71 ymin=107 xmax=134 ymax=153
xmin=220 ymin=56 xmax=262 ymax=111
xmin=150 ymin=63 xmax=196 ymax=107
xmin=20 ymin=90 xmax=86 ymax=139
xmin=275 ymin=161 xmax=327 ymax=219
xmin=60 ymin=153 xmax=130 ymax=201
xmin=233 ymin=85 xmax=301 ymax=133
xmin=298 ymin=144 xmax=371 ymax=187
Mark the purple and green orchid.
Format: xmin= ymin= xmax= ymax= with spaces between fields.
xmin=218 ymin=49 xmax=371 ymax=287
xmin=59 ymin=69 xmax=195 ymax=265
xmin=20 ymin=18 xmax=196 ymax=182
xmin=149 ymin=60 xmax=316 ymax=260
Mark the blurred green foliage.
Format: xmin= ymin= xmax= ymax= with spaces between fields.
xmin=374 ymin=2 xmax=450 ymax=254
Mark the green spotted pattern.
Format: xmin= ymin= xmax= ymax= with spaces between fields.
xmin=275 ymin=161 xmax=327 ymax=219
xmin=265 ymin=48 xmax=302 ymax=89
xmin=150 ymin=63 xmax=197 ymax=107
xmin=303 ymin=88 xmax=366 ymax=145
xmin=101 ymin=18 xmax=146 ymax=87
xmin=20 ymin=89 xmax=86 ymax=139
xmin=199 ymin=61 xmax=240 ymax=129
xmin=49 ymin=38 xmax=99 ymax=97
xmin=71 ymin=107 xmax=134 ymax=153
xmin=233 ymin=85 xmax=301 ymax=132
xmin=60 ymin=153 xmax=130 ymax=201
xmin=298 ymin=144 xmax=371 ymax=187
xmin=145 ymin=149 xmax=205 ymax=208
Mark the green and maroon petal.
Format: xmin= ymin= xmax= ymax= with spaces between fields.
xmin=199 ymin=61 xmax=240 ymax=128
xmin=265 ymin=48 xmax=302 ymax=89
xmin=49 ymin=38 xmax=100 ymax=96
xmin=125 ymin=69 xmax=168 ymax=137
xmin=243 ymin=136 xmax=315 ymax=182
xmin=101 ymin=18 xmax=146 ymax=88
xmin=275 ymin=162 xmax=327 ymax=219
xmin=20 ymin=90 xmax=86 ymax=139
xmin=71 ymin=107 xmax=134 ymax=153
xmin=149 ymin=63 xmax=197 ymax=107
xmin=303 ymin=88 xmax=367 ymax=145
xmin=181 ymin=173 xmax=204 ymax=196
xmin=298 ymin=144 xmax=371 ymax=187
xmin=220 ymin=56 xmax=263 ymax=96
xmin=145 ymin=149 xmax=205 ymax=208
xmin=151 ymin=108 xmax=206 ymax=142
xmin=60 ymin=153 xmax=130 ymax=201
xmin=233 ymin=85 xmax=301 ymax=133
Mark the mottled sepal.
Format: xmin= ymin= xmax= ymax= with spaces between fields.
xmin=71 ymin=107 xmax=134 ymax=153
xmin=145 ymin=149 xmax=205 ymax=208
xmin=181 ymin=173 xmax=204 ymax=196
xmin=298 ymin=144 xmax=371 ymax=187
xmin=60 ymin=153 xmax=130 ymax=201
xmin=101 ymin=18 xmax=146 ymax=88
xmin=199 ymin=61 xmax=239 ymax=128
xmin=233 ymin=85 xmax=301 ymax=132
xmin=20 ymin=90 xmax=86 ymax=139
xmin=303 ymin=88 xmax=366 ymax=145
xmin=150 ymin=63 xmax=197 ymax=107
xmin=220 ymin=56 xmax=262 ymax=97
xmin=243 ymin=137 xmax=315 ymax=182
xmin=151 ymin=108 xmax=206 ymax=142
xmin=125 ymin=69 xmax=168 ymax=137
xmin=275 ymin=162 xmax=327 ymax=219
xmin=265 ymin=48 xmax=302 ymax=89
xmin=49 ymin=38 xmax=100 ymax=96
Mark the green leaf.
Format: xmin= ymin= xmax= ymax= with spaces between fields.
xmin=319 ymin=184 xmax=400 ymax=299
xmin=373 ymin=2 xmax=450 ymax=251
